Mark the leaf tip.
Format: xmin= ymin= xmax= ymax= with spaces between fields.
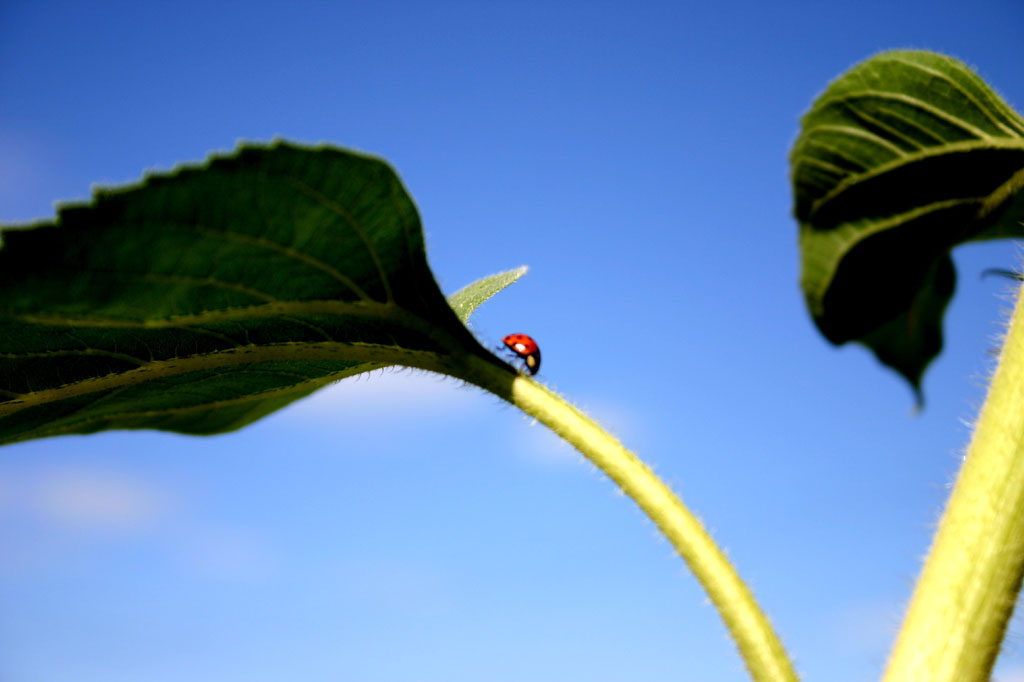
xmin=911 ymin=384 xmax=925 ymax=413
xmin=447 ymin=266 xmax=530 ymax=323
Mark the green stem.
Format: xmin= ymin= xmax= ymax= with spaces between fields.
xmin=885 ymin=282 xmax=1024 ymax=681
xmin=459 ymin=354 xmax=798 ymax=682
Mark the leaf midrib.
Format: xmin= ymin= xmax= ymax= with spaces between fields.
xmin=1 ymin=300 xmax=479 ymax=417
xmin=12 ymin=299 xmax=407 ymax=330
xmin=0 ymin=341 xmax=455 ymax=418
xmin=801 ymin=138 xmax=1024 ymax=219
xmin=2 ymin=362 xmax=389 ymax=446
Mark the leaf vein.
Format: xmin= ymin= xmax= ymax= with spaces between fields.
xmin=142 ymin=273 xmax=280 ymax=302
xmin=804 ymin=124 xmax=908 ymax=157
xmin=285 ymin=177 xmax=394 ymax=303
xmin=0 ymin=348 xmax=148 ymax=364
xmin=0 ymin=341 xmax=455 ymax=420
xmin=6 ymin=366 xmax=383 ymax=444
xmin=837 ymin=90 xmax=992 ymax=141
xmin=11 ymin=300 xmax=393 ymax=330
xmin=832 ymin=97 xmax=927 ymax=149
xmin=196 ymin=226 xmax=372 ymax=302
xmin=884 ymin=55 xmax=1023 ymax=138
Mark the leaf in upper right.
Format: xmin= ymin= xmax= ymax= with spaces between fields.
xmin=790 ymin=50 xmax=1024 ymax=398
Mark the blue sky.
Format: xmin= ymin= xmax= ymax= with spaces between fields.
xmin=2 ymin=1 xmax=1024 ymax=680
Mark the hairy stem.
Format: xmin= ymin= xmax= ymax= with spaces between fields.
xmin=460 ymin=354 xmax=798 ymax=682
xmin=885 ymin=282 xmax=1024 ymax=681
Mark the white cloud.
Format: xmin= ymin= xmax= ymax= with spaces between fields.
xmin=0 ymin=467 xmax=171 ymax=533
xmin=0 ymin=465 xmax=176 ymax=577
xmin=0 ymin=465 xmax=282 ymax=583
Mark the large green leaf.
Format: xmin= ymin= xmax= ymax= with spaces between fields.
xmin=0 ymin=142 xmax=515 ymax=445
xmin=791 ymin=50 xmax=1024 ymax=397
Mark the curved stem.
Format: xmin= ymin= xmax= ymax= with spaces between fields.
xmin=884 ymin=282 xmax=1024 ymax=681
xmin=458 ymin=354 xmax=798 ymax=682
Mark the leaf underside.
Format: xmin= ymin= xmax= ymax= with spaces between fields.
xmin=790 ymin=50 xmax=1024 ymax=397
xmin=0 ymin=142 xmax=511 ymax=446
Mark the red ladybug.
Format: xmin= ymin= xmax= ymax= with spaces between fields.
xmin=502 ymin=333 xmax=541 ymax=375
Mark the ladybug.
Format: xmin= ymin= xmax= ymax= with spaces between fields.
xmin=502 ymin=333 xmax=541 ymax=376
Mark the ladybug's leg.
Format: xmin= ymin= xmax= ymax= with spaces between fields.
xmin=496 ymin=347 xmax=525 ymax=374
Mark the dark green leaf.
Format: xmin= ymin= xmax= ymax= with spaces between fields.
xmin=791 ymin=50 xmax=1024 ymax=398
xmin=0 ymin=142 xmax=509 ymax=445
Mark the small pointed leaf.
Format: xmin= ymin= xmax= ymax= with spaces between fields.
xmin=447 ymin=266 xmax=528 ymax=323
xmin=791 ymin=50 xmax=1024 ymax=397
xmin=0 ymin=142 xmax=510 ymax=445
